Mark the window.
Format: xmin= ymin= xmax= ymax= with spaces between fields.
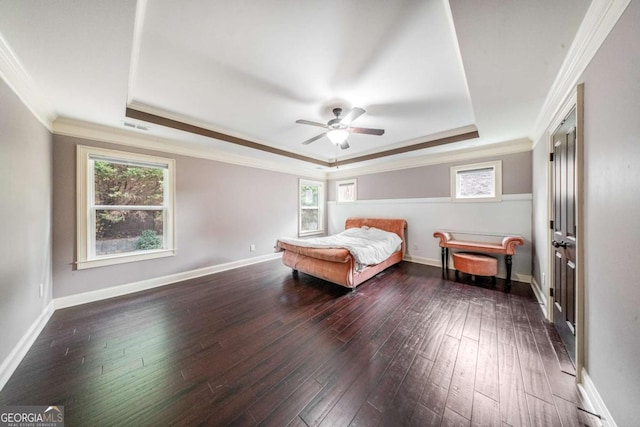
xmin=336 ymin=179 xmax=357 ymax=203
xmin=299 ymin=179 xmax=324 ymax=236
xmin=77 ymin=146 xmax=176 ymax=269
xmin=450 ymin=160 xmax=502 ymax=202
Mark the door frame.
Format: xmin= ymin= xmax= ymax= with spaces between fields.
xmin=547 ymin=83 xmax=585 ymax=381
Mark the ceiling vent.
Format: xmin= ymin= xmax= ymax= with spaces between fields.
xmin=122 ymin=121 xmax=149 ymax=131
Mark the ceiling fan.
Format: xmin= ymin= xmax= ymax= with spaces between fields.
xmin=296 ymin=107 xmax=384 ymax=149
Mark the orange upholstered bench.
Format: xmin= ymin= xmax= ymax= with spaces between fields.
xmin=433 ymin=231 xmax=524 ymax=290
xmin=452 ymin=252 xmax=498 ymax=284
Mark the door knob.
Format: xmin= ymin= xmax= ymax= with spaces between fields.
xmin=552 ymin=240 xmax=568 ymax=248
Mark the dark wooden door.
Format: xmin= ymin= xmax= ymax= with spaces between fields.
xmin=552 ymin=109 xmax=577 ymax=364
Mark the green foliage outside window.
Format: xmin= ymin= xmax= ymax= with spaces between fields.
xmin=300 ymin=185 xmax=319 ymax=207
xmin=299 ymin=182 xmax=322 ymax=233
xmin=94 ymin=161 xmax=164 ymax=240
xmin=135 ymin=230 xmax=163 ymax=250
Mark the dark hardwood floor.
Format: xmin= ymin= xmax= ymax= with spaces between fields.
xmin=0 ymin=260 xmax=599 ymax=426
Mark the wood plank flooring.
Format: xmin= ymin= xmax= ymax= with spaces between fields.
xmin=0 ymin=261 xmax=600 ymax=426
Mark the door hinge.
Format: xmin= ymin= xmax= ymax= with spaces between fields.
xmin=549 ymin=287 xmax=554 ymax=297
xmin=550 ymin=220 xmax=554 ymax=230
xmin=549 ymin=152 xmax=554 ymax=161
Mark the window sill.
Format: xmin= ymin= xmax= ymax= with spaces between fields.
xmin=451 ymin=195 xmax=502 ymax=203
xmin=298 ymin=231 xmax=325 ymax=238
xmin=76 ymin=249 xmax=176 ymax=270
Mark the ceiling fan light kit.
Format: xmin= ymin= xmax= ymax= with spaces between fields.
xmin=327 ymin=129 xmax=349 ymax=145
xmin=296 ymin=107 xmax=385 ymax=150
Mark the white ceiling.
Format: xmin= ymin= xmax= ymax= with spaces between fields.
xmin=0 ymin=0 xmax=590 ymax=170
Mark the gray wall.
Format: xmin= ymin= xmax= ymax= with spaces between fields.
xmin=52 ymin=135 xmax=305 ymax=298
xmin=531 ymin=138 xmax=548 ymax=295
xmin=531 ymin=2 xmax=640 ymax=425
xmin=328 ymin=151 xmax=532 ymax=201
xmin=0 ymin=79 xmax=53 ymax=368
xmin=580 ymin=2 xmax=640 ymax=424
xmin=327 ymin=151 xmax=533 ymax=280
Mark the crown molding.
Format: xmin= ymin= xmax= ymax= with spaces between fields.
xmin=52 ymin=117 xmax=528 ymax=182
xmin=327 ymin=137 xmax=532 ymax=179
xmin=52 ymin=117 xmax=327 ymax=179
xmin=0 ymin=33 xmax=56 ymax=130
xmin=332 ymin=125 xmax=479 ymax=167
xmin=125 ymin=106 xmax=330 ymax=167
xmin=125 ymin=104 xmax=481 ymax=169
xmin=56 ymin=111 xmax=526 ymax=182
xmin=531 ymin=0 xmax=631 ymax=146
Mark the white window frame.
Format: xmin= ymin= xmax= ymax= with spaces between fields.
xmin=76 ymin=145 xmax=176 ymax=269
xmin=299 ymin=179 xmax=325 ymax=236
xmin=450 ymin=160 xmax=502 ymax=202
xmin=336 ymin=179 xmax=357 ymax=203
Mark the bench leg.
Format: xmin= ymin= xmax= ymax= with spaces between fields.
xmin=505 ymin=255 xmax=513 ymax=291
xmin=454 ymin=270 xmax=459 ymax=281
xmin=441 ymin=247 xmax=447 ymax=278
xmin=445 ymin=248 xmax=449 ymax=276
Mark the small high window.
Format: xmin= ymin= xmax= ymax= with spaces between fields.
xmin=450 ymin=160 xmax=502 ymax=202
xmin=336 ymin=179 xmax=357 ymax=203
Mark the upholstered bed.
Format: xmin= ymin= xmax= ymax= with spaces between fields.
xmin=276 ymin=217 xmax=407 ymax=290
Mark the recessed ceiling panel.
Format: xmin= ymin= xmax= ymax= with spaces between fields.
xmin=129 ymin=0 xmax=476 ymax=160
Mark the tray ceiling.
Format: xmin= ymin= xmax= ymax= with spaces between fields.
xmin=0 ymin=0 xmax=589 ymax=170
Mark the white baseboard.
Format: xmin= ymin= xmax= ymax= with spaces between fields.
xmin=530 ymin=277 xmax=548 ymax=316
xmin=0 ymin=301 xmax=54 ymax=391
xmin=54 ymin=252 xmax=283 ymax=309
xmin=579 ymin=368 xmax=616 ymax=427
xmin=512 ymin=273 xmax=532 ymax=284
xmin=404 ymin=254 xmax=441 ymax=268
xmin=404 ymin=255 xmax=532 ymax=284
xmin=1 ymin=254 xmax=283 ymax=392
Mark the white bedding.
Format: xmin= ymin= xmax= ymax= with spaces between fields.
xmin=277 ymin=226 xmax=402 ymax=271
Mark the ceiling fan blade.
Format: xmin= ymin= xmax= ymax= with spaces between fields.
xmin=340 ymin=107 xmax=365 ymax=125
xmin=301 ymin=132 xmax=327 ymax=145
xmin=339 ymin=140 xmax=350 ymax=150
xmin=296 ymin=119 xmax=327 ymax=128
xmin=349 ymin=127 xmax=385 ymax=136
